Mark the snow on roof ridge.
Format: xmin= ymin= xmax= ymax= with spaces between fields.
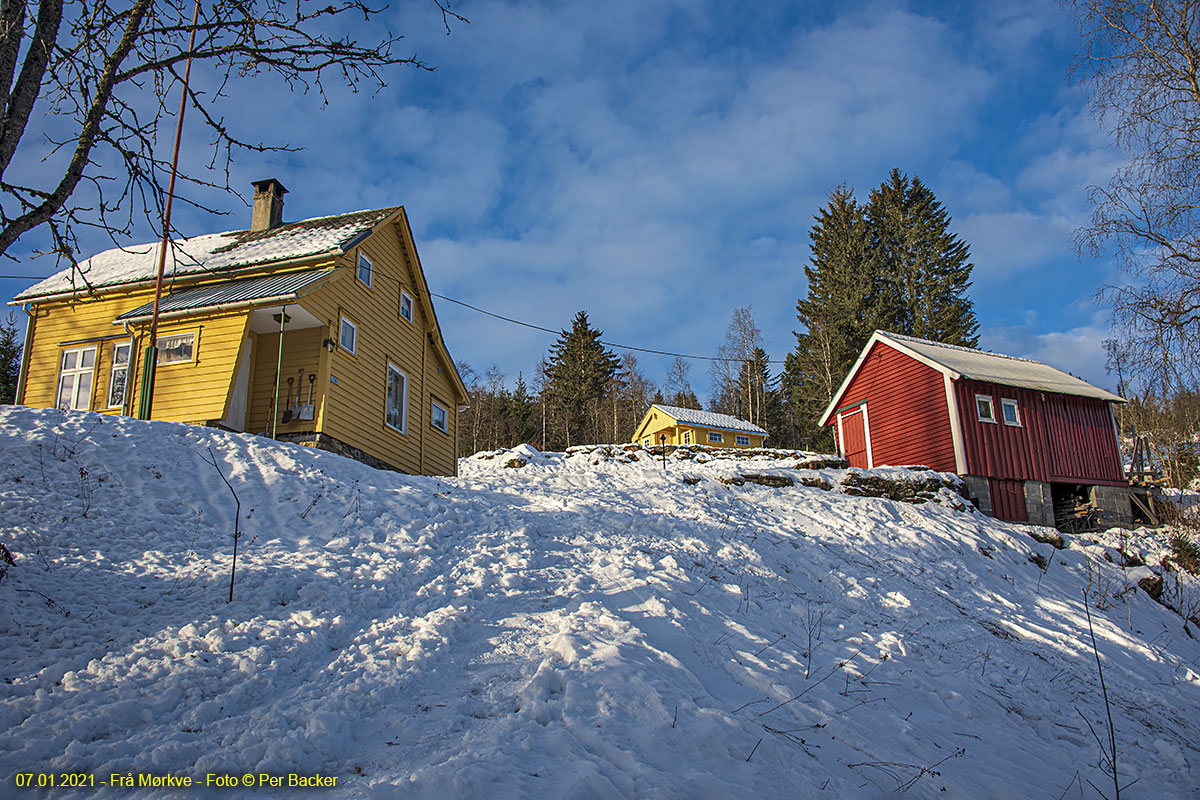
xmin=652 ymin=404 xmax=769 ymax=435
xmin=878 ymin=330 xmax=1045 ymax=367
xmin=12 ymin=206 xmax=399 ymax=302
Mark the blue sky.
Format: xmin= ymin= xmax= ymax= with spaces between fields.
xmin=4 ymin=0 xmax=1126 ymax=400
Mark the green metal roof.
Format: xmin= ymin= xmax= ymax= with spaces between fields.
xmin=113 ymin=268 xmax=335 ymax=323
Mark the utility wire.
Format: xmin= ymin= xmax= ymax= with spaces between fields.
xmin=430 ymin=292 xmax=785 ymax=364
xmin=0 ymin=273 xmax=787 ymax=364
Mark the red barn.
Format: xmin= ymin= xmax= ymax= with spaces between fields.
xmin=819 ymin=331 xmax=1130 ymax=528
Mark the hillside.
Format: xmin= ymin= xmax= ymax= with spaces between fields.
xmin=0 ymin=406 xmax=1198 ymax=798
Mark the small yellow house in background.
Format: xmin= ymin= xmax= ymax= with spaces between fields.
xmin=632 ymin=404 xmax=768 ymax=449
xmin=10 ymin=179 xmax=468 ymax=477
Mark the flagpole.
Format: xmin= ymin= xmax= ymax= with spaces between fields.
xmin=138 ymin=0 xmax=202 ymax=420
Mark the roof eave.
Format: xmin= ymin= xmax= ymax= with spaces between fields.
xmin=818 ymin=332 xmax=960 ymax=426
xmin=111 ymin=268 xmax=340 ymax=325
xmin=10 ymin=251 xmax=345 ymax=307
xmin=390 ymin=208 xmax=470 ymax=403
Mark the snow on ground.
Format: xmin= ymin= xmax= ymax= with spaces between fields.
xmin=1 ymin=406 xmax=1199 ymax=798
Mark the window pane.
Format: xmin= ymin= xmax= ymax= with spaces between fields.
xmin=74 ymin=373 xmax=92 ymax=409
xmin=108 ymin=370 xmax=127 ymax=408
xmin=113 ymin=343 xmax=130 ymax=365
xmin=401 ymin=293 xmax=412 ymax=321
xmin=57 ymin=376 xmax=73 ymax=409
xmin=62 ymin=351 xmax=77 ymax=370
xmin=1002 ymin=401 xmax=1020 ymax=425
xmin=340 ymin=319 xmax=356 ymax=353
xmin=358 ymin=254 xmax=373 ymax=286
xmin=80 ymin=349 xmax=95 ymax=368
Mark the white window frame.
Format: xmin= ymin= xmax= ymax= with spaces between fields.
xmin=975 ymin=394 xmax=996 ymax=424
xmin=107 ymin=340 xmax=132 ymax=409
xmin=708 ymin=431 xmax=723 ymax=443
xmin=156 ymin=331 xmax=196 ymax=366
xmin=57 ymin=345 xmax=97 ymax=411
xmin=1001 ymin=398 xmax=1021 ymax=427
xmin=736 ymin=435 xmax=750 ymax=446
xmin=400 ymin=288 xmax=414 ymax=324
xmin=642 ymin=436 xmax=651 ymax=447
xmin=339 ymin=315 xmax=358 ymax=355
xmin=357 ymin=252 xmax=374 ymax=288
xmin=683 ymin=431 xmax=691 ymax=445
xmin=431 ymin=397 xmax=449 ymax=433
xmin=385 ymin=362 xmax=408 ymax=434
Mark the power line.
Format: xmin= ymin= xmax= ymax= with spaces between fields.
xmin=430 ymin=292 xmax=784 ymax=364
xmin=1 ymin=272 xmax=786 ymax=364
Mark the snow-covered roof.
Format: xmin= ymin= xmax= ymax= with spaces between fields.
xmin=878 ymin=331 xmax=1124 ymax=402
xmin=652 ymin=404 xmax=769 ymax=435
xmin=819 ymin=330 xmax=1123 ymax=426
xmin=11 ymin=207 xmax=398 ymax=302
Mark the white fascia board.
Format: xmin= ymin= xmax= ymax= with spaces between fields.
xmin=943 ymin=373 xmax=967 ymax=474
xmin=861 ymin=403 xmax=874 ymax=468
xmin=817 ymin=331 xmax=960 ymax=427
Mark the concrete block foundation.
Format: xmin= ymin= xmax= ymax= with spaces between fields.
xmin=1022 ymin=480 xmax=1055 ymax=527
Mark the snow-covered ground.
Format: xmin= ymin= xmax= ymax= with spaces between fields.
xmin=1 ymin=406 xmax=1198 ymax=798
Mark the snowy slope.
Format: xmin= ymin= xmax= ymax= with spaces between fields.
xmin=0 ymin=407 xmax=1198 ymax=798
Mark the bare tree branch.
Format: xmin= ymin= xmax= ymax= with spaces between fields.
xmin=1067 ymin=0 xmax=1200 ymax=394
xmin=0 ymin=0 xmax=466 ymax=266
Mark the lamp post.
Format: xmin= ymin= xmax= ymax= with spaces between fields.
xmin=659 ymin=433 xmax=667 ymax=471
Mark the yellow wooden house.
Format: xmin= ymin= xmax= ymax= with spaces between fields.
xmin=9 ymin=179 xmax=468 ymax=476
xmin=631 ymin=404 xmax=768 ymax=449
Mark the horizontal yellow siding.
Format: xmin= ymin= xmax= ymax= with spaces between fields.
xmin=303 ymin=222 xmax=461 ymax=476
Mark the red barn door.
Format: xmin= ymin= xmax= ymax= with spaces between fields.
xmin=989 ymin=478 xmax=1028 ymax=522
xmin=838 ymin=405 xmax=871 ymax=468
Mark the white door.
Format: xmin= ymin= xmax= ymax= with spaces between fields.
xmin=221 ymin=338 xmax=252 ymax=431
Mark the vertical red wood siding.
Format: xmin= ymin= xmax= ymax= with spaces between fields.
xmin=989 ymin=478 xmax=1029 ymax=522
xmin=830 ymin=342 xmax=956 ymax=472
xmin=839 ymin=407 xmax=869 ymax=468
xmin=954 ymin=379 xmax=1123 ymax=484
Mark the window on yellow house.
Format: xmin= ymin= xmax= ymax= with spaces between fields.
xmin=107 ymin=341 xmax=131 ymax=409
xmin=683 ymin=431 xmax=691 ymax=444
xmin=385 ymin=362 xmax=408 ymax=433
xmin=400 ymin=288 xmax=414 ymax=323
xmin=357 ymin=253 xmax=374 ymax=288
xmin=156 ymin=332 xmax=194 ymax=365
xmin=431 ymin=398 xmax=449 ymax=433
xmin=708 ymin=431 xmax=723 ymax=443
xmin=736 ymin=435 xmax=750 ymax=446
xmin=57 ymin=346 xmax=96 ymax=411
xmin=339 ymin=316 xmax=357 ymax=355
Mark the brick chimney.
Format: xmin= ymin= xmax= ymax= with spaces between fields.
xmin=250 ymin=178 xmax=288 ymax=231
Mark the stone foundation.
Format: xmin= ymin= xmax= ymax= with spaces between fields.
xmin=961 ymin=474 xmax=991 ymax=516
xmin=1022 ymin=480 xmax=1055 ymax=527
xmin=274 ymin=431 xmax=403 ymax=474
xmin=1092 ymin=484 xmax=1133 ymax=527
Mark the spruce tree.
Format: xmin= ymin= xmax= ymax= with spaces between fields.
xmin=866 ymin=169 xmax=979 ymax=345
xmin=789 ymin=186 xmax=877 ymax=444
xmin=544 ymin=311 xmax=620 ymax=447
xmin=0 ymin=313 xmax=22 ymax=405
